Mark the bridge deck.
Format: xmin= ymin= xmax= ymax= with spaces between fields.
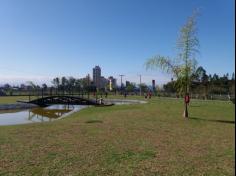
xmin=18 ymin=95 xmax=113 ymax=107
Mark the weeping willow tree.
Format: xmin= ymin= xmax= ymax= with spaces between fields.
xmin=145 ymin=11 xmax=199 ymax=118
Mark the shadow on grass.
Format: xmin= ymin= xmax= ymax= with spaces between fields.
xmin=190 ymin=117 xmax=235 ymax=124
xmin=85 ymin=120 xmax=103 ymax=124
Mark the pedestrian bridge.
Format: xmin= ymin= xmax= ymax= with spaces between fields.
xmin=20 ymin=95 xmax=100 ymax=107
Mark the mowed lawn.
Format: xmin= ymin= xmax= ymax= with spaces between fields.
xmin=0 ymin=97 xmax=235 ymax=175
xmin=0 ymin=96 xmax=38 ymax=104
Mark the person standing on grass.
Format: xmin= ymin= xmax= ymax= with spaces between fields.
xmin=99 ymin=97 xmax=104 ymax=105
xmin=149 ymin=91 xmax=152 ymax=99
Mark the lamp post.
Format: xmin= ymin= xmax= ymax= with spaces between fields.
xmin=138 ymin=74 xmax=142 ymax=96
xmin=119 ymin=74 xmax=125 ymax=93
xmin=87 ymin=74 xmax=90 ymax=99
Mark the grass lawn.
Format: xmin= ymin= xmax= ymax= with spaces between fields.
xmin=0 ymin=97 xmax=235 ymax=175
xmin=0 ymin=96 xmax=39 ymax=104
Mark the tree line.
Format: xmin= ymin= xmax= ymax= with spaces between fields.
xmin=0 ymin=76 xmax=95 ymax=96
xmin=0 ymin=76 xmax=151 ymax=96
xmin=163 ymin=67 xmax=235 ymax=99
xmin=0 ymin=70 xmax=234 ymax=97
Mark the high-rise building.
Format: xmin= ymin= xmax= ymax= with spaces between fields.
xmin=108 ymin=76 xmax=117 ymax=89
xmin=152 ymin=80 xmax=156 ymax=91
xmin=101 ymin=76 xmax=109 ymax=89
xmin=93 ymin=66 xmax=101 ymax=89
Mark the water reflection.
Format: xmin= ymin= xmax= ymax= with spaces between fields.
xmin=0 ymin=104 xmax=86 ymax=126
xmin=29 ymin=105 xmax=73 ymax=121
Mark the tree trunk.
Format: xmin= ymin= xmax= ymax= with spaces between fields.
xmin=183 ymin=102 xmax=188 ymax=118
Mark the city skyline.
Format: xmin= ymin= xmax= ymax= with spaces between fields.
xmin=0 ymin=65 xmax=158 ymax=88
xmin=0 ymin=0 xmax=234 ymax=85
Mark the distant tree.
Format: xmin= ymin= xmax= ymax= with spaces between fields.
xmin=163 ymin=81 xmax=176 ymax=93
xmin=42 ymin=83 xmax=48 ymax=91
xmin=126 ymin=82 xmax=136 ymax=92
xmin=79 ymin=75 xmax=92 ymax=91
xmin=226 ymin=73 xmax=229 ymax=80
xmin=25 ymin=81 xmax=40 ymax=96
xmin=20 ymin=84 xmax=26 ymax=90
xmin=212 ymin=74 xmax=219 ymax=82
xmin=231 ymin=73 xmax=235 ymax=81
xmin=67 ymin=77 xmax=76 ymax=94
xmin=164 ymin=70 xmax=234 ymax=100
xmin=139 ymin=83 xmax=148 ymax=93
xmin=52 ymin=77 xmax=60 ymax=89
xmin=194 ymin=66 xmax=209 ymax=98
xmin=27 ymin=81 xmax=37 ymax=90
xmin=195 ymin=66 xmax=206 ymax=82
xmin=208 ymin=74 xmax=212 ymax=81
xmin=145 ymin=11 xmax=199 ymax=118
xmin=3 ymin=84 xmax=11 ymax=90
xmin=75 ymin=79 xmax=81 ymax=92
xmin=68 ymin=77 xmax=76 ymax=86
xmin=61 ymin=77 xmax=67 ymax=94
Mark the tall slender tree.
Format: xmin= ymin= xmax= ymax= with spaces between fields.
xmin=145 ymin=11 xmax=199 ymax=118
xmin=52 ymin=77 xmax=60 ymax=95
xmin=52 ymin=77 xmax=60 ymax=88
xmin=61 ymin=77 xmax=67 ymax=95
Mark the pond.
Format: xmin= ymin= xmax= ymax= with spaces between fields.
xmin=0 ymin=104 xmax=87 ymax=126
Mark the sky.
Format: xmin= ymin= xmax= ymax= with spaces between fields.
xmin=0 ymin=0 xmax=235 ymax=86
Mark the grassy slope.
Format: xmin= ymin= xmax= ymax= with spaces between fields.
xmin=0 ymin=97 xmax=235 ymax=175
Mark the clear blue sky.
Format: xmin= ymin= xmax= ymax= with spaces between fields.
xmin=0 ymin=0 xmax=235 ymax=85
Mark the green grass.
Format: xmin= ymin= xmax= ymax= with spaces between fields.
xmin=0 ymin=97 xmax=235 ymax=175
xmin=0 ymin=96 xmax=38 ymax=104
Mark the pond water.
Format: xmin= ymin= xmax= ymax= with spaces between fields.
xmin=0 ymin=104 xmax=87 ymax=126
